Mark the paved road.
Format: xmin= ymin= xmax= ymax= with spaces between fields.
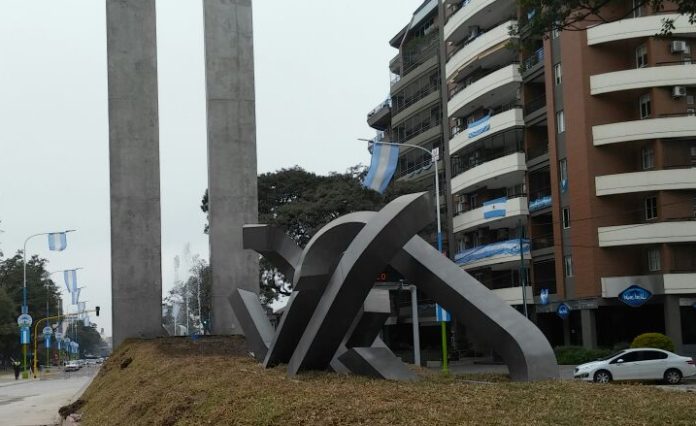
xmin=0 ymin=368 xmax=95 ymax=426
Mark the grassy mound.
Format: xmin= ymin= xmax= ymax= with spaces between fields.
xmin=78 ymin=337 xmax=696 ymax=425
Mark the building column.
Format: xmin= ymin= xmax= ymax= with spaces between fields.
xmin=664 ymin=295 xmax=683 ymax=352
xmin=107 ymin=0 xmax=162 ymax=348
xmin=203 ymin=0 xmax=259 ymax=335
xmin=580 ymin=309 xmax=597 ymax=349
xmin=562 ymin=318 xmax=571 ymax=346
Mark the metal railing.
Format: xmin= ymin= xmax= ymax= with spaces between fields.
xmin=394 ymin=118 xmax=441 ymax=144
xmin=521 ymin=47 xmax=544 ymax=72
xmin=367 ymin=98 xmax=391 ymax=118
xmin=392 ymin=83 xmax=439 ymax=115
xmin=454 ymin=192 xmax=526 ymax=215
xmin=451 ymin=144 xmax=524 ymax=176
xmin=450 ymin=102 xmax=522 ymax=138
xmin=449 ymin=62 xmax=520 ymax=99
xmin=524 ymin=94 xmax=547 ymax=115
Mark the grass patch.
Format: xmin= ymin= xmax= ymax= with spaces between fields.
xmin=78 ymin=337 xmax=696 ymax=425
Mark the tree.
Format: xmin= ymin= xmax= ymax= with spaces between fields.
xmin=163 ymin=256 xmax=212 ymax=335
xmin=201 ymin=165 xmax=427 ymax=305
xmin=514 ymin=0 xmax=696 ymax=38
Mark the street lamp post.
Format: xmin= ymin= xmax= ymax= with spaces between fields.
xmin=20 ymin=229 xmax=75 ymax=378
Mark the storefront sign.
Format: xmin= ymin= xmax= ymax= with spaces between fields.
xmin=557 ymin=303 xmax=570 ymax=319
xmin=618 ymin=285 xmax=652 ymax=308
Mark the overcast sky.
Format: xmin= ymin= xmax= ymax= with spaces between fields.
xmin=0 ymin=0 xmax=423 ymax=336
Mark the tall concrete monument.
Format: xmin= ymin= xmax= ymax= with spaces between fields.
xmin=107 ymin=0 xmax=163 ymax=348
xmin=203 ymin=0 xmax=259 ymax=335
xmin=107 ymin=0 xmax=258 ymax=345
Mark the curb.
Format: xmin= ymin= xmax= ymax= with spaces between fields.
xmin=55 ymin=372 xmax=98 ymax=426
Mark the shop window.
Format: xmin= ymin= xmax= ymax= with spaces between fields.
xmin=648 ymin=247 xmax=661 ymax=272
xmin=645 ymin=196 xmax=658 ymax=220
xmin=641 ymin=145 xmax=654 ymax=170
xmin=564 ymin=255 xmax=573 ymax=277
xmin=635 ymin=44 xmax=647 ymax=68
xmin=562 ymin=208 xmax=570 ymax=229
xmin=639 ymin=94 xmax=651 ymax=119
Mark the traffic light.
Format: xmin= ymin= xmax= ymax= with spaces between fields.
xmin=95 ymin=306 xmax=100 ymax=317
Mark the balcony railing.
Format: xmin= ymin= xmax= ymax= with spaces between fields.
xmin=454 ymin=192 xmax=527 ymax=215
xmin=395 ymin=118 xmax=442 ymax=144
xmin=455 ymin=238 xmax=530 ymax=266
xmin=521 ymin=47 xmax=544 ymax=72
xmin=367 ymin=98 xmax=391 ymax=118
xmin=531 ymin=236 xmax=554 ymax=251
xmin=526 ymin=142 xmax=549 ymax=161
xmin=451 ymin=143 xmax=524 ymax=177
xmin=392 ymin=84 xmax=439 ymax=116
xmin=396 ymin=159 xmax=434 ymax=179
xmin=449 ymin=62 xmax=520 ymax=98
xmin=524 ymin=94 xmax=547 ymax=116
xmin=451 ymin=102 xmax=522 ymax=138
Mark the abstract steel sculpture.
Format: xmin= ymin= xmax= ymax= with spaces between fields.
xmin=233 ymin=192 xmax=559 ymax=381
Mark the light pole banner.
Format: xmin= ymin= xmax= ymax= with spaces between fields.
xmin=47 ymin=232 xmax=67 ymax=251
xmin=363 ymin=142 xmax=399 ymax=194
xmin=20 ymin=327 xmax=30 ymax=344
xmin=44 ymin=335 xmax=51 ymax=349
xmin=71 ymin=287 xmax=81 ymax=305
xmin=64 ymin=270 xmax=78 ymax=293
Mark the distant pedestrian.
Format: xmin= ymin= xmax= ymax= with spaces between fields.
xmin=11 ymin=360 xmax=20 ymax=380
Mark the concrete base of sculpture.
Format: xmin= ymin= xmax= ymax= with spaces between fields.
xmin=338 ymin=347 xmax=417 ymax=381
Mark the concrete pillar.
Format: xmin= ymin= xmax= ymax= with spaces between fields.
xmin=580 ymin=309 xmax=597 ymax=349
xmin=664 ymin=295 xmax=683 ymax=352
xmin=106 ymin=0 xmax=162 ymax=348
xmin=562 ymin=319 xmax=571 ymax=346
xmin=203 ymin=0 xmax=259 ymax=335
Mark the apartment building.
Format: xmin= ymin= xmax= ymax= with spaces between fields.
xmin=367 ymin=0 xmax=696 ymax=356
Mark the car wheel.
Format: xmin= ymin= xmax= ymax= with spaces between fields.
xmin=593 ymin=370 xmax=612 ymax=384
xmin=664 ymin=369 xmax=682 ymax=385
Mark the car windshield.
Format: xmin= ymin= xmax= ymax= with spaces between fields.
xmin=597 ymin=350 xmax=626 ymax=361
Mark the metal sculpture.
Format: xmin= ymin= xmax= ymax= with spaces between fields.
xmin=234 ymin=192 xmax=559 ymax=381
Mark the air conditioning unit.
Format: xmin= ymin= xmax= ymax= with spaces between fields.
xmin=673 ymin=86 xmax=687 ymax=98
xmin=670 ymin=40 xmax=689 ymax=53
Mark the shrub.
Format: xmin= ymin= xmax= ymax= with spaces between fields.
xmin=630 ymin=332 xmax=675 ymax=352
xmin=554 ymin=346 xmax=614 ymax=365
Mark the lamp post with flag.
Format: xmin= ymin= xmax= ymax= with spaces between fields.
xmin=20 ymin=229 xmax=75 ymax=378
xmin=359 ymin=137 xmax=449 ymax=372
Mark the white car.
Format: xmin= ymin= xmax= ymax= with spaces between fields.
xmin=574 ymin=348 xmax=696 ymax=384
xmin=64 ymin=361 xmax=80 ymax=372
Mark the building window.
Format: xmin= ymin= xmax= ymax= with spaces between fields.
xmin=562 ymin=208 xmax=570 ymax=229
xmin=564 ymin=255 xmax=574 ymax=277
xmin=645 ymin=196 xmax=658 ymax=220
xmin=688 ymin=95 xmax=695 ymax=105
xmin=556 ymin=110 xmax=565 ymax=133
xmin=559 ymin=158 xmax=568 ymax=193
xmin=636 ymin=44 xmax=647 ymax=68
xmin=642 ymin=145 xmax=655 ymax=170
xmin=553 ymin=63 xmax=562 ymax=85
xmin=639 ymin=94 xmax=651 ymax=119
xmin=648 ymin=247 xmax=661 ymax=272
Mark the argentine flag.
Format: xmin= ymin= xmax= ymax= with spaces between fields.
xmin=467 ymin=114 xmax=491 ymax=138
xmin=48 ymin=232 xmax=67 ymax=251
xmin=64 ymin=270 xmax=78 ymax=293
xmin=72 ymin=287 xmax=81 ymax=305
xmin=362 ymin=142 xmax=400 ymax=194
xmin=483 ymin=197 xmax=507 ymax=219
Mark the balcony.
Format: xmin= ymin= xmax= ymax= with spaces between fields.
xmin=392 ymin=91 xmax=440 ymax=127
xmin=451 ymin=152 xmax=526 ymax=195
xmin=446 ymin=20 xmax=518 ymax=81
xmin=444 ymin=0 xmax=516 ymax=42
xmin=596 ymin=168 xmax=696 ymax=196
xmin=521 ymin=47 xmax=544 ymax=79
xmin=592 ymin=115 xmax=696 ymax=146
xmin=591 ymin=63 xmax=696 ymax=95
xmin=598 ymin=220 xmax=696 ymax=247
xmin=492 ymin=286 xmax=535 ymax=305
xmin=450 ymin=107 xmax=524 ymax=154
xmin=588 ymin=14 xmax=696 ymax=46
xmin=528 ymin=195 xmax=552 ymax=212
xmin=452 ymin=195 xmax=529 ymax=233
xmin=455 ymin=238 xmax=531 ymax=270
xmin=448 ymin=64 xmax=522 ymax=118
xmin=367 ymin=98 xmax=391 ymax=130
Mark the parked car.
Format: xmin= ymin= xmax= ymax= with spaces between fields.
xmin=574 ymin=348 xmax=696 ymax=384
xmin=64 ymin=361 xmax=80 ymax=372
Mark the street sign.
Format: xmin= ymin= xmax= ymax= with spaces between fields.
xmin=431 ymin=147 xmax=440 ymax=161
xmin=435 ymin=304 xmax=451 ymax=322
xmin=557 ymin=303 xmax=570 ymax=319
xmin=20 ymin=327 xmax=30 ymax=344
xmin=43 ymin=326 xmax=53 ymax=336
xmin=17 ymin=313 xmax=32 ymax=328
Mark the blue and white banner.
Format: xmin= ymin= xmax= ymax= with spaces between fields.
xmin=540 ymin=288 xmax=549 ymax=305
xmin=482 ymin=197 xmax=507 ymax=219
xmin=47 ymin=232 xmax=67 ymax=251
xmin=529 ymin=196 xmax=552 ymax=212
xmin=64 ymin=270 xmax=77 ymax=293
xmin=83 ymin=315 xmax=90 ymax=327
xmin=467 ymin=114 xmax=491 ymax=138
xmin=44 ymin=335 xmax=51 ymax=349
xmin=455 ymin=239 xmax=530 ymax=266
xmin=435 ymin=304 xmax=451 ymax=322
xmin=71 ymin=287 xmax=81 ymax=305
xmin=363 ymin=142 xmax=400 ymax=194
